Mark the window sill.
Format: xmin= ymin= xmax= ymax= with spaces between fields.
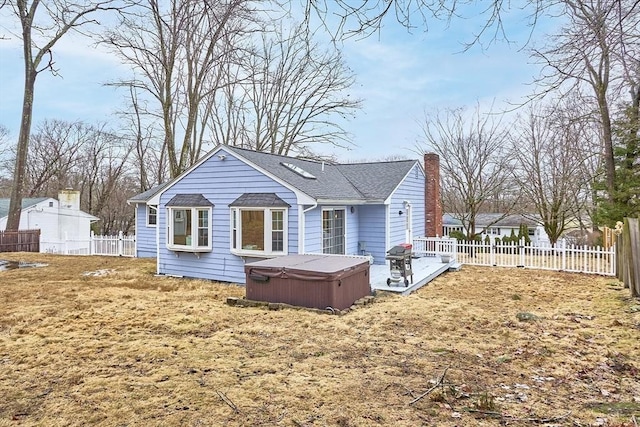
xmin=230 ymin=249 xmax=285 ymax=258
xmin=167 ymin=245 xmax=212 ymax=253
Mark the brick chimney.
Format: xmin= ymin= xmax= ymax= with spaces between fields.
xmin=424 ymin=153 xmax=442 ymax=237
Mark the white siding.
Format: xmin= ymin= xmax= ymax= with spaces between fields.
xmin=0 ymin=198 xmax=95 ymax=254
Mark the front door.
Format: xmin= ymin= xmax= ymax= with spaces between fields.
xmin=322 ymin=208 xmax=345 ymax=254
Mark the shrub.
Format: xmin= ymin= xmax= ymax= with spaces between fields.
xmin=449 ymin=230 xmax=466 ymax=241
xmin=518 ymin=224 xmax=531 ymax=244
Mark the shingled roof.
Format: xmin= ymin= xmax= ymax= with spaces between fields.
xmin=127 ymin=182 xmax=172 ymax=204
xmin=166 ymin=194 xmax=214 ymax=207
xmin=225 ymin=146 xmax=419 ymax=203
xmin=128 ymin=145 xmax=423 ymax=205
xmin=229 ymin=193 xmax=291 ymax=207
xmin=0 ymin=198 xmax=48 ymax=219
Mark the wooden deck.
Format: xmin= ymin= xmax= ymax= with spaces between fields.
xmin=369 ymin=255 xmax=460 ymax=295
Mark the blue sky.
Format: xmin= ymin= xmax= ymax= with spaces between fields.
xmin=0 ymin=4 xmax=554 ymax=163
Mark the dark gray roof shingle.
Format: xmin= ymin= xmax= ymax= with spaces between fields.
xmin=336 ymin=161 xmax=417 ymax=200
xmin=128 ymin=182 xmax=171 ymax=203
xmin=225 ymin=146 xmax=418 ymax=203
xmin=229 ymin=193 xmax=291 ymax=207
xmin=166 ymin=194 xmax=214 ymax=207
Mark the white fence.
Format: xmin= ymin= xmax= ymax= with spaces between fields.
xmin=90 ymin=231 xmax=136 ymax=257
xmin=413 ymin=237 xmax=616 ymax=276
xmin=42 ymin=231 xmax=136 ymax=257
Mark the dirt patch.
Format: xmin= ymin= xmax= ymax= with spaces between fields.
xmin=0 ymin=253 xmax=639 ymax=426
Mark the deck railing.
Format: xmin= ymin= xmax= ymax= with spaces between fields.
xmin=413 ymin=237 xmax=616 ymax=276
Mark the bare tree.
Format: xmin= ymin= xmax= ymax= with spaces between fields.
xmin=73 ymin=128 xmax=133 ymax=230
xmin=106 ymin=0 xmax=256 ymax=178
xmin=509 ymin=101 xmax=597 ymax=245
xmin=3 ymin=0 xmax=128 ymax=231
xmin=117 ymin=85 xmax=167 ymax=191
xmin=0 ymin=124 xmax=10 ymax=177
xmin=418 ymin=104 xmax=516 ymax=240
xmin=208 ymin=52 xmax=250 ymax=147
xmin=531 ymin=0 xmax=640 ymax=197
xmin=0 ymin=125 xmax=11 ymax=196
xmin=10 ymin=119 xmax=136 ymax=233
xmin=212 ymin=22 xmax=361 ymax=156
xmin=302 ymin=0 xmax=549 ymax=44
xmin=23 ymin=120 xmax=88 ymax=197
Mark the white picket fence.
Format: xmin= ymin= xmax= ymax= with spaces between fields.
xmin=413 ymin=237 xmax=616 ymax=276
xmin=42 ymin=231 xmax=136 ymax=257
xmin=90 ymin=231 xmax=136 ymax=257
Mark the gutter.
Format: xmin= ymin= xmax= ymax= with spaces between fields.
xmin=299 ymin=201 xmax=318 ymax=253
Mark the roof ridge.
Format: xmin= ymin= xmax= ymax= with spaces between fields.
xmin=225 ymin=145 xmax=419 ymax=167
xmin=337 ymin=159 xmax=417 ymax=166
xmin=225 ymin=145 xmax=329 ymax=166
xmin=334 ymin=165 xmax=368 ymax=199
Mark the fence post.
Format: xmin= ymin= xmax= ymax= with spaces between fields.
xmin=561 ymin=238 xmax=566 ymax=271
xmin=118 ymin=231 xmax=124 ymax=257
xmin=90 ymin=231 xmax=94 ymax=255
xmin=519 ymin=237 xmax=525 ymax=267
xmin=452 ymin=238 xmax=458 ymax=260
xmin=490 ymin=240 xmax=496 ymax=266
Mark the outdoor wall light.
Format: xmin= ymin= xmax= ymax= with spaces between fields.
xmin=398 ymin=210 xmax=403 ymax=215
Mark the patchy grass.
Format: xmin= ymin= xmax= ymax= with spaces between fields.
xmin=0 ymin=253 xmax=639 ymax=426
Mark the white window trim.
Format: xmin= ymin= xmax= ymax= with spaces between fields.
xmin=230 ymin=207 xmax=288 ymax=257
xmin=166 ymin=206 xmax=212 ymax=252
xmin=147 ymin=205 xmax=158 ymax=227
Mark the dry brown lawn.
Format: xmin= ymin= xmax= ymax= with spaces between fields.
xmin=0 ymin=253 xmax=639 ymax=427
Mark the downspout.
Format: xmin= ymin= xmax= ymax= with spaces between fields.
xmin=385 ymin=203 xmax=390 ymax=255
xmin=133 ymin=203 xmax=138 ymax=257
xmin=155 ymin=203 xmax=160 ymax=275
xmin=300 ymin=201 xmax=318 ymax=254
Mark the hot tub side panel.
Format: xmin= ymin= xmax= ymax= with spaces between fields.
xmin=245 ymin=262 xmax=370 ymax=310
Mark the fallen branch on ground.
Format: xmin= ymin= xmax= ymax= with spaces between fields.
xmin=217 ymin=390 xmax=240 ymax=413
xmin=409 ymin=366 xmax=450 ymax=405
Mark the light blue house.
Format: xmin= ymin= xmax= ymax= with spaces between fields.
xmin=129 ymin=145 xmax=429 ymax=284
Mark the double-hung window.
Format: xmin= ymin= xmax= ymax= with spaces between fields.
xmin=229 ymin=193 xmax=290 ymax=256
xmin=147 ymin=205 xmax=158 ymax=226
xmin=166 ymin=194 xmax=213 ymax=252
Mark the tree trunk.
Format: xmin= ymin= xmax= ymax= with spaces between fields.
xmin=5 ymin=60 xmax=37 ymax=231
xmin=597 ymin=91 xmax=616 ymax=194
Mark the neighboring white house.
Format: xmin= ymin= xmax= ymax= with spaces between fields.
xmin=0 ymin=190 xmax=99 ymax=253
xmin=442 ymin=213 xmax=551 ymax=246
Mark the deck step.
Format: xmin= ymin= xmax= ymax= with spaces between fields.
xmin=449 ymin=262 xmax=462 ymax=272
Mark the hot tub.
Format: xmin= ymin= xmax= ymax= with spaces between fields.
xmin=244 ymin=254 xmax=371 ymax=310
